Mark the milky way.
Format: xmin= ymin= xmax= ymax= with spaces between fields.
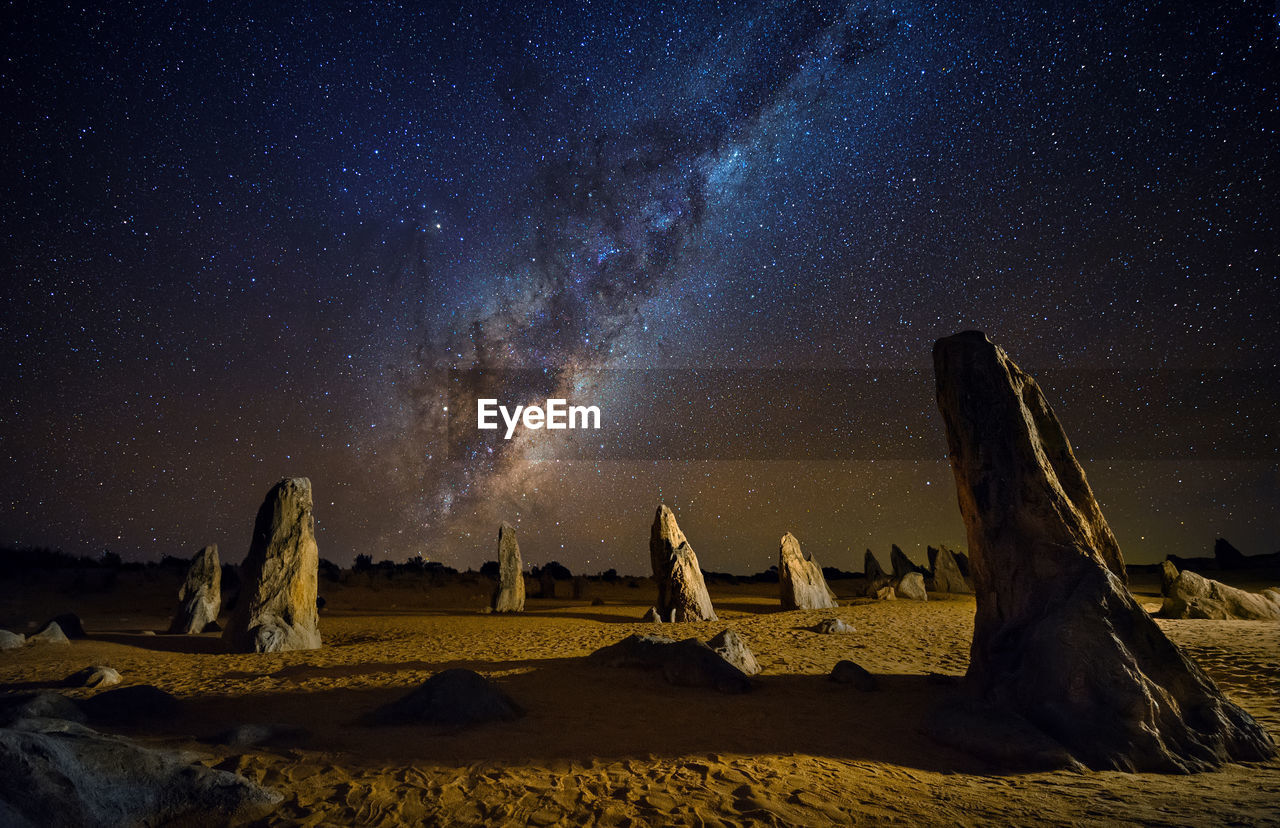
xmin=2 ymin=1 xmax=1277 ymax=570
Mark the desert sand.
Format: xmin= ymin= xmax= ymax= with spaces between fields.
xmin=2 ymin=569 xmax=1278 ymax=826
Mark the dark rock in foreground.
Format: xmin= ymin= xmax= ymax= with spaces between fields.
xmin=81 ymin=685 xmax=181 ymax=726
xmin=829 ymin=660 xmax=878 ymax=691
xmin=0 ymin=717 xmax=280 ymax=827
xmin=1160 ymin=562 xmax=1280 ymax=620
xmin=589 ymin=634 xmax=752 ymax=693
xmin=168 ymin=544 xmax=221 ymax=634
xmin=362 ymin=668 xmax=522 ymax=727
xmin=931 ymin=330 xmax=1275 ymax=772
xmin=0 ymin=693 xmax=86 ymax=727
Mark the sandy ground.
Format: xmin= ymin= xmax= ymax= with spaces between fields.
xmin=1 ymin=571 xmax=1278 ymax=827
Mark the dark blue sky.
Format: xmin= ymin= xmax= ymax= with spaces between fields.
xmin=2 ymin=1 xmax=1277 ymax=570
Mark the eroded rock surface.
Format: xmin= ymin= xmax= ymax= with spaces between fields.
xmin=649 ymin=505 xmax=717 ymax=622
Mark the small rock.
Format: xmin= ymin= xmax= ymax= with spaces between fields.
xmin=28 ymin=622 xmax=71 ymax=646
xmin=895 ymin=572 xmax=927 ymax=601
xmin=829 ymin=660 xmax=878 ymax=691
xmin=42 ymin=613 xmax=86 ymax=639
xmin=0 ymin=630 xmax=25 ymax=650
xmin=214 ymin=723 xmax=308 ymax=748
xmin=815 ymin=618 xmax=854 ymax=634
xmin=875 ymin=586 xmax=896 ymax=601
xmin=642 ymin=607 xmax=663 ymax=623
xmin=362 ymin=669 xmax=522 ymax=727
xmin=63 ymin=666 xmax=122 ymax=689
xmin=707 ymin=629 xmax=761 ymax=676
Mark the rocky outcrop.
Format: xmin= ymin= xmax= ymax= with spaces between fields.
xmin=362 ymin=669 xmax=523 ymax=727
xmin=895 ymin=572 xmax=927 ymax=601
xmin=491 ymin=522 xmax=525 ymax=613
xmin=1159 ymin=563 xmax=1280 ymax=620
xmin=589 ymin=634 xmax=752 ymax=693
xmin=0 ymin=631 xmax=24 ymax=650
xmin=931 ymin=330 xmax=1275 ymax=772
xmin=168 ymin=544 xmax=221 ymax=634
xmin=223 ymin=478 xmax=322 ymax=653
xmin=0 ymin=717 xmax=280 ymax=826
xmin=928 ymin=545 xmax=972 ymax=594
xmin=649 ymin=505 xmax=717 ymax=622
xmin=863 ymin=549 xmax=891 ymax=597
xmin=874 ymin=586 xmax=896 ymax=601
xmin=777 ymin=532 xmax=837 ymax=610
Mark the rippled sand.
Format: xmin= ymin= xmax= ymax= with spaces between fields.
xmin=2 ymin=572 xmax=1278 ymax=826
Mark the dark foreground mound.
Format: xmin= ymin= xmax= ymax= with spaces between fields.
xmin=362 ymin=668 xmax=523 ymax=727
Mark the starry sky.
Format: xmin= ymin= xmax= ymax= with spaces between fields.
xmin=2 ymin=0 xmax=1277 ymax=573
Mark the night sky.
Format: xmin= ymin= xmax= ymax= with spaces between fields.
xmin=2 ymin=1 xmax=1277 ymax=573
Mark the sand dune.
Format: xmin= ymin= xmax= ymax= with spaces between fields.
xmin=2 ymin=576 xmax=1278 ymax=826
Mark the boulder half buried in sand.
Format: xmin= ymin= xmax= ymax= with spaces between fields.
xmin=649 ymin=505 xmax=717 ymax=622
xmin=707 ymin=629 xmax=761 ymax=676
xmin=589 ymin=633 xmax=752 ymax=694
xmin=0 ymin=717 xmax=280 ymax=827
xmin=930 ymin=330 xmax=1275 ymax=771
xmin=1159 ymin=563 xmax=1280 ymax=620
xmin=223 ymin=478 xmax=321 ymax=653
xmin=491 ymin=522 xmax=525 ymax=613
xmin=829 ymin=660 xmax=878 ymax=691
xmin=777 ymin=532 xmax=837 ymax=610
xmin=362 ymin=669 xmax=522 ymax=727
xmin=168 ymin=544 xmax=221 ymax=634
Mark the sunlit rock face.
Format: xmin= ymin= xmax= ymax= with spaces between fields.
xmin=649 ymin=505 xmax=717 ymax=623
xmin=932 ymin=330 xmax=1274 ymax=772
xmin=492 ymin=522 xmax=526 ymax=613
xmin=168 ymin=544 xmax=221 ymax=634
xmin=1160 ymin=562 xmax=1280 ymax=620
xmin=778 ymin=532 xmax=837 ymax=611
xmin=223 ymin=478 xmax=321 ymax=654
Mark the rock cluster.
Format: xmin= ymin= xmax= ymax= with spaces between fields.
xmin=590 ymin=631 xmax=755 ymax=693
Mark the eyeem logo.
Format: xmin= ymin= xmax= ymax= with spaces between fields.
xmin=477 ymin=398 xmax=601 ymax=439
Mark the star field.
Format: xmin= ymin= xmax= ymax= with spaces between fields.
xmin=1 ymin=0 xmax=1277 ymax=571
